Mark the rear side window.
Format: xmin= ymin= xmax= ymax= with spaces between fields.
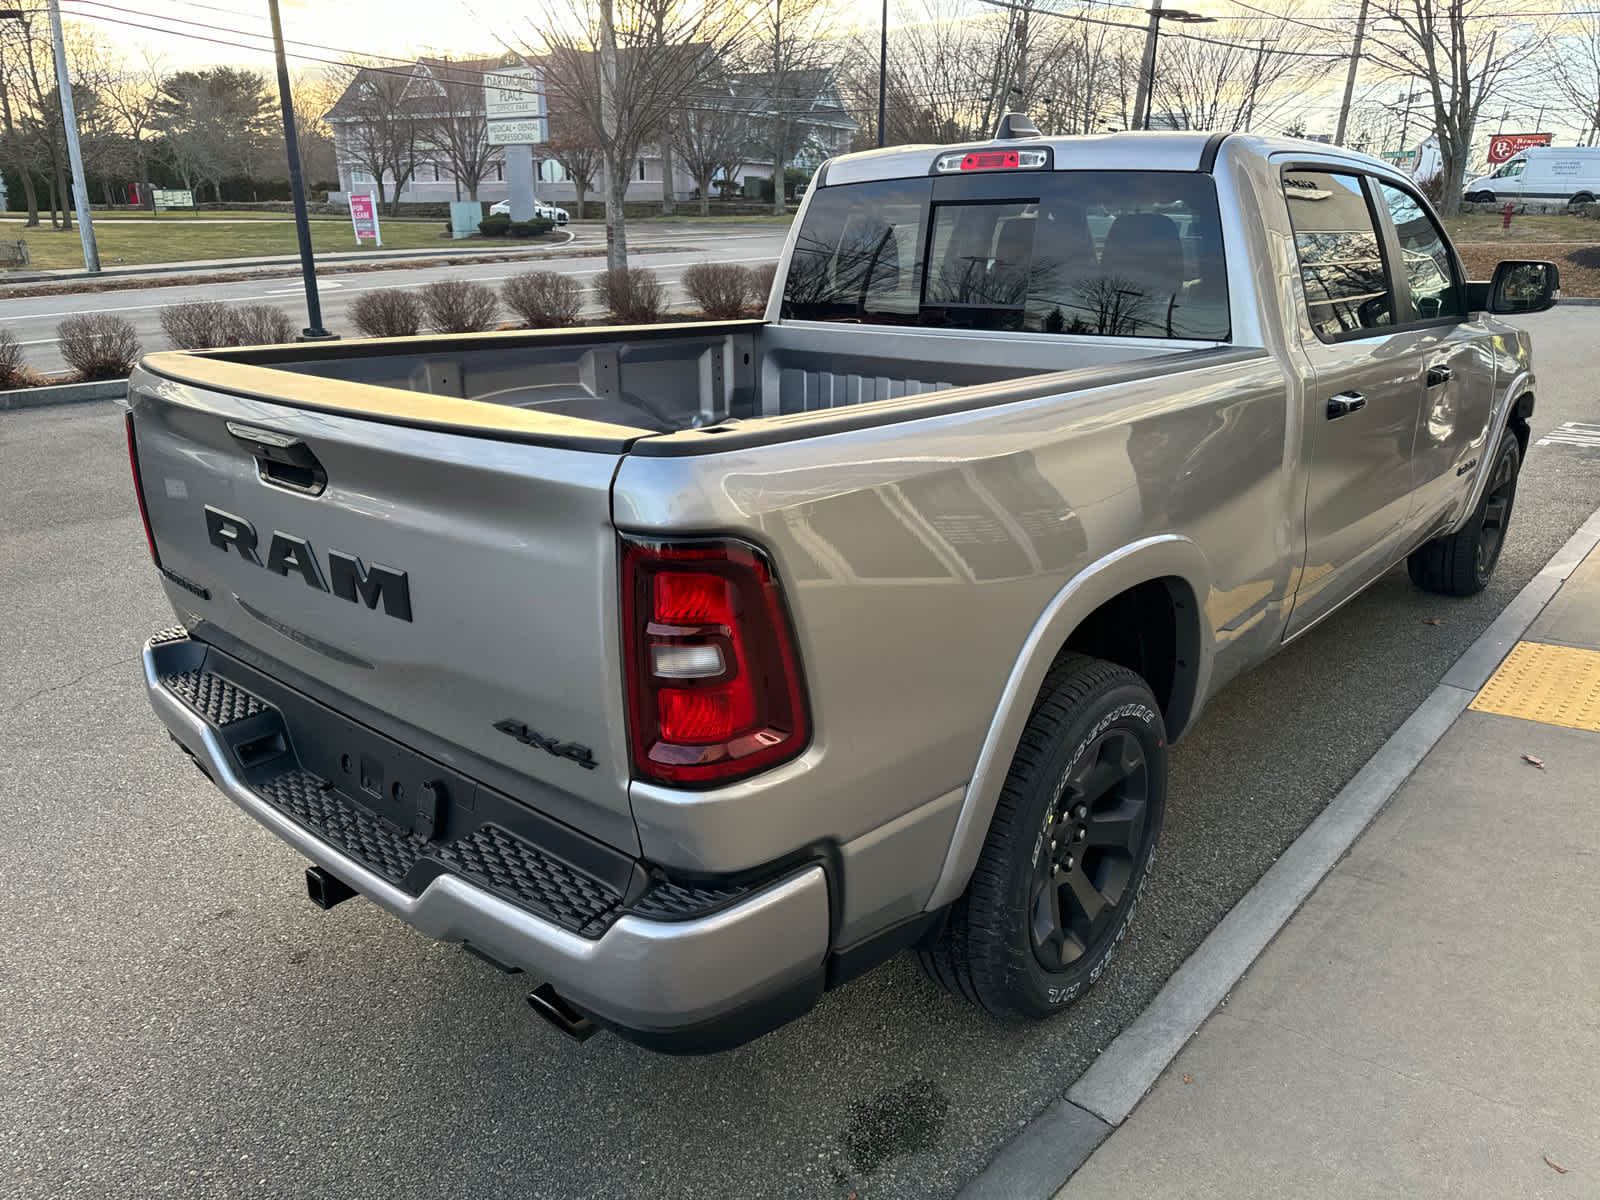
xmin=1375 ymin=181 xmax=1463 ymax=322
xmin=782 ymin=170 xmax=1230 ymax=340
xmin=1284 ymin=171 xmax=1393 ymax=341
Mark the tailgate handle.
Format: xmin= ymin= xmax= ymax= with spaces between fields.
xmin=227 ymin=422 xmax=327 ymax=496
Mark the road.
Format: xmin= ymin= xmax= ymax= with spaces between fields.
xmin=4 ymin=224 xmax=790 ymax=375
xmin=2 ymin=307 xmax=1597 ymax=1199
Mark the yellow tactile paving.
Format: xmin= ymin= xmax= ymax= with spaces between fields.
xmin=1470 ymin=641 xmax=1600 ymax=732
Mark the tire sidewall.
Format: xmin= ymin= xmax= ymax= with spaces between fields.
xmin=1472 ymin=430 xmax=1521 ymax=589
xmin=998 ymin=679 xmax=1167 ymax=1017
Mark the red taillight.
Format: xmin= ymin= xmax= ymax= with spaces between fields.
xmin=125 ymin=412 xmax=161 ymax=568
xmin=622 ymin=537 xmax=809 ymax=787
xmin=963 ymin=150 xmax=1019 ymax=171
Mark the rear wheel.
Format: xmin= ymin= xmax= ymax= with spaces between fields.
xmin=1572 ymin=192 xmax=1595 ymax=208
xmin=1407 ymin=427 xmax=1521 ymax=597
xmin=919 ymin=654 xmax=1166 ymax=1019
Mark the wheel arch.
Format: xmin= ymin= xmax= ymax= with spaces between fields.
xmin=924 ymin=536 xmax=1213 ymax=909
xmin=1448 ymin=372 xmax=1534 ymax=535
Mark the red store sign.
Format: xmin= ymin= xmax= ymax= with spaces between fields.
xmin=1488 ymin=133 xmax=1553 ymax=164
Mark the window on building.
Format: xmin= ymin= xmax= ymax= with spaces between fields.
xmin=638 ymin=160 xmax=646 ymax=181
xmin=1284 ymin=171 xmax=1393 ymax=341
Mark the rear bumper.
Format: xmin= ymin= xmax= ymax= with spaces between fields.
xmin=142 ymin=630 xmax=829 ymax=1051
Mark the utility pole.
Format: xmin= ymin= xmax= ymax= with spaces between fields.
xmin=46 ymin=0 xmax=98 ymax=272
xmin=877 ymin=0 xmax=887 ymax=147
xmin=1333 ymin=0 xmax=1367 ymax=146
xmin=1243 ymin=38 xmax=1272 ymax=132
xmin=1131 ymin=7 xmax=1161 ymax=131
xmin=266 ymin=0 xmax=331 ymax=339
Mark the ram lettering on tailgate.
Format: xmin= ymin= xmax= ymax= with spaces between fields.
xmin=203 ymin=505 xmax=413 ymax=622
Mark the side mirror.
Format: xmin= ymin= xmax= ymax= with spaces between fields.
xmin=1483 ymin=260 xmax=1560 ymax=314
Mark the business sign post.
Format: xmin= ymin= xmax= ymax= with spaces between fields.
xmin=152 ymin=187 xmax=196 ymax=211
xmin=349 ymin=192 xmax=382 ymax=246
xmin=485 ymin=65 xmax=546 ymax=222
xmin=1488 ymin=132 xmax=1553 ymax=164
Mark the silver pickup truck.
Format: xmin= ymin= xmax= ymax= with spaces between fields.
xmin=128 ymin=130 xmax=1557 ymax=1053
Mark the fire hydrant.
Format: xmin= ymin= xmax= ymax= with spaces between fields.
xmin=1502 ymin=201 xmax=1514 ymax=230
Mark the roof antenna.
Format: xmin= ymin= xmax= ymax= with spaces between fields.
xmin=994 ymin=112 xmax=1042 ymax=140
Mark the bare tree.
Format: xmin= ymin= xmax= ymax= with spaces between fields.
xmin=291 ymin=68 xmax=341 ymax=185
xmin=526 ymin=0 xmax=749 ymax=271
xmin=330 ymin=60 xmax=420 ymax=215
xmin=98 ymin=45 xmax=166 ymax=201
xmin=836 ymin=0 xmax=991 ymax=146
xmin=6 ymin=12 xmax=72 ymax=228
xmin=744 ymin=0 xmax=839 ymax=215
xmin=1362 ymin=0 xmax=1547 ymax=215
xmin=547 ymin=125 xmax=602 ymax=217
xmin=0 ymin=17 xmax=43 ymax=225
xmin=672 ymin=84 xmax=750 ymax=213
xmin=1151 ymin=23 xmax=1316 ymax=133
xmin=419 ymin=58 xmax=497 ymax=201
xmin=1552 ymin=14 xmax=1600 ymax=145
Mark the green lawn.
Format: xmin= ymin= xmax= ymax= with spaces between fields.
xmin=1 ymin=214 xmax=455 ymax=270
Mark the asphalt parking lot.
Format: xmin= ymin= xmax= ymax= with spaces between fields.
xmin=3 ymin=306 xmax=1597 ymax=1199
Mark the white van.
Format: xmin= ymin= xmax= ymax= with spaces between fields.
xmin=1464 ymin=146 xmax=1600 ymax=205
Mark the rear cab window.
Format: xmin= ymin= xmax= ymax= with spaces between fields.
xmin=782 ymin=170 xmax=1231 ymax=341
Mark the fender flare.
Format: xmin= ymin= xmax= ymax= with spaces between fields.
xmin=924 ymin=535 xmax=1214 ymax=910
xmin=1450 ymin=368 xmax=1533 ymax=535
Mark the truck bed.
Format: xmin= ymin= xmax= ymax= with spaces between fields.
xmin=138 ymin=319 xmax=1213 ymax=445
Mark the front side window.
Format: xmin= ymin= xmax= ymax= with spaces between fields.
xmin=1376 ymin=180 xmax=1463 ymax=322
xmin=1284 ymin=171 xmax=1393 ymax=341
xmin=1497 ymin=160 xmax=1526 ymax=179
xmin=781 ymin=170 xmax=1230 ymax=340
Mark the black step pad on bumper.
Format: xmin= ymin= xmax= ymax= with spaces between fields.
xmin=148 ymin=630 xmax=752 ymax=939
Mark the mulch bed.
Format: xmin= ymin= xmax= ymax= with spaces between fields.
xmin=1457 ymin=241 xmax=1600 ymax=298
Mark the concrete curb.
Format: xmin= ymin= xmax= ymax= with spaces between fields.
xmin=960 ymin=500 xmax=1600 ymax=1199
xmin=0 ymin=378 xmax=127 ymax=411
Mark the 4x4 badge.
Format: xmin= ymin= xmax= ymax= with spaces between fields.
xmin=493 ymin=719 xmax=598 ymax=770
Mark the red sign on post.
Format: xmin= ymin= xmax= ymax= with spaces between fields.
xmin=1488 ymin=133 xmax=1553 ymax=164
xmin=349 ymin=192 xmax=382 ymax=246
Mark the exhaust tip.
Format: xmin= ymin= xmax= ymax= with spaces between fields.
xmin=527 ymin=983 xmax=599 ymax=1043
xmin=305 ymin=865 xmax=358 ymax=910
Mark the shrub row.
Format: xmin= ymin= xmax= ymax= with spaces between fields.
xmin=343 ymin=261 xmax=777 ymax=339
xmin=0 ymin=316 xmax=143 ymax=386
xmin=0 ymin=261 xmax=786 ymax=390
xmin=475 ymin=214 xmax=556 ymax=239
xmin=159 ymin=300 xmax=296 ymax=349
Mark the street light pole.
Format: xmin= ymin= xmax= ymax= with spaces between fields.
xmin=45 ymin=0 xmax=98 ymax=272
xmin=1132 ymin=8 xmax=1213 ymax=132
xmin=266 ymin=0 xmax=332 ymax=340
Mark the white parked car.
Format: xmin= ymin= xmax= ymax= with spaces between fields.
xmin=489 ymin=198 xmax=569 ymax=225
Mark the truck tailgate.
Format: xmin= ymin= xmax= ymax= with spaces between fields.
xmin=129 ymin=373 xmax=640 ymax=853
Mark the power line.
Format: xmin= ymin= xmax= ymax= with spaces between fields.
xmin=33 ymin=1 xmax=867 ymax=120
xmin=977 ymin=0 xmax=1351 ymax=57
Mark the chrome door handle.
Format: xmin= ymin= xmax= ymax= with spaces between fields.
xmin=1326 ymin=391 xmax=1367 ymax=419
xmin=1426 ymin=365 xmax=1452 ymax=387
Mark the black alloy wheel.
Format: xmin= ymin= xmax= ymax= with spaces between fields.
xmin=1028 ymin=728 xmax=1150 ymax=972
xmin=1475 ymin=440 xmax=1519 ymax=582
xmin=917 ymin=654 xmax=1167 ymax=1020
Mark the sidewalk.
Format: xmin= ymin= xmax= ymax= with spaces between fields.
xmin=0 ymin=228 xmax=589 ymax=286
xmin=1062 ymin=545 xmax=1600 ymax=1197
